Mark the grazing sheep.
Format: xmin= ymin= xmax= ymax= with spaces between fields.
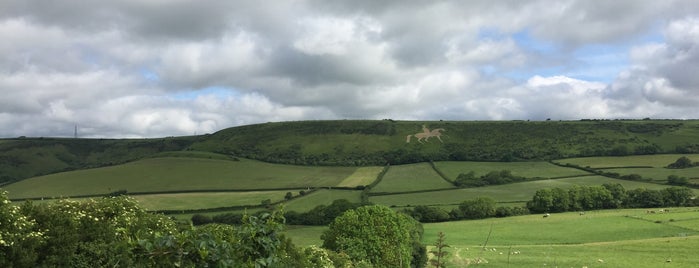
xmin=579 ymin=212 xmax=585 ymax=216
xmin=543 ymin=213 xmax=550 ymax=218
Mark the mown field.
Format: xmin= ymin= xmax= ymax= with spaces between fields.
xmin=434 ymin=161 xmax=590 ymax=179
xmin=370 ymin=163 xmax=454 ymax=193
xmin=4 ymin=157 xmax=359 ymax=199
xmin=556 ymin=154 xmax=699 ymax=168
xmin=285 ymin=208 xmax=699 ymax=267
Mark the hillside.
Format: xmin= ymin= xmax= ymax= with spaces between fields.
xmin=2 ymin=119 xmax=699 ymax=184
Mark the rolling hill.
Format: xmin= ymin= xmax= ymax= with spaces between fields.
xmin=3 ymin=119 xmax=699 ymax=185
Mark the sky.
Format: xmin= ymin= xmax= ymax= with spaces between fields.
xmin=2 ymin=0 xmax=699 ymax=138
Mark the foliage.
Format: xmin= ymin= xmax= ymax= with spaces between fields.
xmin=667 ymin=156 xmax=697 ymax=169
xmin=285 ymin=199 xmax=365 ymax=225
xmin=453 ymin=170 xmax=527 ymax=187
xmin=404 ymin=205 xmax=451 ymax=223
xmin=668 ymin=174 xmax=689 ymax=185
xmin=429 ymin=232 xmax=449 ymax=268
xmin=450 ymin=197 xmax=497 ymax=220
xmin=0 ymin=190 xmax=306 ymax=268
xmin=321 ymin=205 xmax=424 ymax=268
xmin=528 ymin=184 xmax=695 ymax=213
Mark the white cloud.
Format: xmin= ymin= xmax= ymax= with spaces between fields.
xmin=2 ymin=1 xmax=699 ymax=137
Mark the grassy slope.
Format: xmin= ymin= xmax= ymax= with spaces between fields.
xmin=369 ymin=176 xmax=694 ymax=207
xmin=370 ymin=163 xmax=454 ymax=193
xmin=434 ymin=161 xmax=590 ymax=179
xmin=131 ymin=191 xmax=291 ymax=211
xmin=189 ymin=120 xmax=699 ymax=165
xmin=3 ymin=120 xmax=699 ymax=184
xmin=4 ymin=157 xmax=358 ymax=199
xmin=556 ymin=154 xmax=699 ymax=168
xmin=282 ymin=189 xmax=363 ymax=212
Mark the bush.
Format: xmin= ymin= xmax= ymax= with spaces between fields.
xmin=668 ymin=156 xmax=696 ymax=169
xmin=322 ymin=205 xmax=423 ymax=268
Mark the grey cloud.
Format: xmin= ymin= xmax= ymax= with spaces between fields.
xmin=3 ymin=0 xmax=699 ymax=137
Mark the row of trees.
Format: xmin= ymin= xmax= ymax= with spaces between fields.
xmin=404 ymin=197 xmax=529 ymax=223
xmin=527 ymin=183 xmax=695 ymax=213
xmin=453 ymin=170 xmax=528 ymax=187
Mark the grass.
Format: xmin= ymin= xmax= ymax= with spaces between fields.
xmin=370 ymin=163 xmax=454 ymax=193
xmin=557 ymin=154 xmax=699 ymax=168
xmin=283 ymin=208 xmax=699 ymax=267
xmin=283 ymin=225 xmax=327 ymax=247
xmin=369 ymin=176 xmax=687 ymax=207
xmin=282 ymin=189 xmax=363 ymax=213
xmin=5 ymin=157 xmax=358 ymax=199
xmin=420 ymin=208 xmax=699 ymax=267
xmin=434 ymin=161 xmax=590 ymax=179
xmin=603 ymin=167 xmax=699 ymax=182
xmin=131 ymin=191 xmax=290 ymax=211
xmin=336 ymin=166 xmax=384 ymax=187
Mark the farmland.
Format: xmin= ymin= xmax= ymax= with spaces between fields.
xmin=3 ymin=120 xmax=699 ymax=267
xmin=4 ymin=157 xmax=358 ymax=199
xmin=285 ymin=208 xmax=699 ymax=267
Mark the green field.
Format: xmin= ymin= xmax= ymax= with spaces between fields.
xmin=421 ymin=208 xmax=699 ymax=267
xmin=336 ymin=166 xmax=384 ymax=187
xmin=5 ymin=157 xmax=358 ymax=199
xmin=370 ymin=163 xmax=454 ymax=193
xmin=284 ymin=208 xmax=699 ymax=267
xmin=369 ymin=176 xmax=689 ymax=207
xmin=131 ymin=191 xmax=290 ymax=211
xmin=282 ymin=189 xmax=363 ymax=213
xmin=557 ymin=154 xmax=699 ymax=168
xmin=604 ymin=167 xmax=699 ymax=182
xmin=434 ymin=161 xmax=590 ymax=179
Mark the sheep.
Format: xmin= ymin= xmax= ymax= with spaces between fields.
xmin=543 ymin=213 xmax=550 ymax=218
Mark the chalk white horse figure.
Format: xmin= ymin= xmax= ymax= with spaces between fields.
xmin=406 ymin=125 xmax=445 ymax=143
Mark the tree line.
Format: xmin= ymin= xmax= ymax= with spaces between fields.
xmin=527 ymin=183 xmax=695 ymax=213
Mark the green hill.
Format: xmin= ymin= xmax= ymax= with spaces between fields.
xmin=3 ymin=119 xmax=699 ymax=185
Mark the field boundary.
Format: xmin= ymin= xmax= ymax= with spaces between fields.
xmin=430 ymin=160 xmax=454 ymax=184
xmin=8 ymin=187 xmax=326 ymax=202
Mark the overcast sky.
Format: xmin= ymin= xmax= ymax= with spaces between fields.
xmin=2 ymin=0 xmax=699 ymax=138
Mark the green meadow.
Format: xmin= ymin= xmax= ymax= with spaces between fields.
xmin=369 ymin=175 xmax=684 ymax=207
xmin=370 ymin=162 xmax=454 ymax=193
xmin=434 ymin=161 xmax=590 ymax=179
xmin=282 ymin=189 xmax=363 ymax=212
xmin=336 ymin=166 xmax=384 ymax=187
xmin=556 ymin=154 xmax=699 ymax=168
xmin=4 ymin=157 xmax=359 ymax=199
xmin=131 ymin=191 xmax=291 ymax=211
xmin=284 ymin=208 xmax=699 ymax=267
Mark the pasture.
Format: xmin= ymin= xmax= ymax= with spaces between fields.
xmin=434 ymin=161 xmax=590 ymax=179
xmin=369 ymin=176 xmax=687 ymax=207
xmin=556 ymin=154 xmax=699 ymax=168
xmin=5 ymin=157 xmax=357 ymax=199
xmin=421 ymin=208 xmax=699 ymax=267
xmin=336 ymin=166 xmax=384 ymax=187
xmin=131 ymin=191 xmax=290 ymax=211
xmin=603 ymin=167 xmax=699 ymax=182
xmin=370 ymin=163 xmax=454 ymax=193
xmin=282 ymin=189 xmax=363 ymax=213
xmin=284 ymin=208 xmax=699 ymax=267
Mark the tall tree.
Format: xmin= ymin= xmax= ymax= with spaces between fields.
xmin=321 ymin=205 xmax=421 ymax=268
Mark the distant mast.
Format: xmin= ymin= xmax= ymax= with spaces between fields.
xmin=74 ymin=124 xmax=78 ymax=139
